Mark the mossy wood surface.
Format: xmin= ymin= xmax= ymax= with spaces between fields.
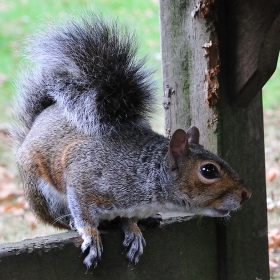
xmin=0 ymin=217 xmax=218 ymax=280
xmin=160 ymin=0 xmax=269 ymax=279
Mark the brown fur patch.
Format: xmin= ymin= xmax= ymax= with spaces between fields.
xmin=61 ymin=141 xmax=81 ymax=169
xmin=129 ymin=222 xmax=141 ymax=235
xmin=34 ymin=155 xmax=54 ymax=186
xmin=53 ymin=140 xmax=82 ymax=192
xmin=84 ymin=227 xmax=99 ymax=236
xmin=91 ymin=193 xmax=114 ymax=207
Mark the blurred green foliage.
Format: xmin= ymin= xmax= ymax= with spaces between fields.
xmin=0 ymin=0 xmax=279 ymax=126
xmin=263 ymin=56 xmax=280 ymax=110
xmin=0 ymin=0 xmax=161 ymax=124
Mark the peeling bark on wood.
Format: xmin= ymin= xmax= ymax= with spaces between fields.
xmin=160 ymin=0 xmax=269 ymax=279
xmin=159 ymin=0 xmax=219 ymax=152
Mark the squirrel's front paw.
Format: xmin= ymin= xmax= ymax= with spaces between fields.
xmin=121 ymin=218 xmax=146 ymax=264
xmin=79 ymin=227 xmax=103 ymax=268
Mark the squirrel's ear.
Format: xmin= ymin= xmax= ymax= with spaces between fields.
xmin=186 ymin=126 xmax=200 ymax=144
xmin=168 ymin=129 xmax=188 ymax=165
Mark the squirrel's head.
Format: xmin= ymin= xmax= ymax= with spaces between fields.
xmin=167 ymin=126 xmax=251 ymax=217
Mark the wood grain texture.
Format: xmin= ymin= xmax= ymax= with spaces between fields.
xmin=217 ymin=92 xmax=269 ymax=280
xmin=159 ymin=0 xmax=219 ymax=152
xmin=218 ymin=1 xmax=269 ymax=278
xmin=225 ymin=0 xmax=280 ymax=106
xmin=0 ymin=218 xmax=218 ymax=280
xmin=160 ymin=0 xmax=269 ymax=279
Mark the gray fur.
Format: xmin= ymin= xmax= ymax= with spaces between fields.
xmin=12 ymin=13 xmax=251 ymax=268
xmin=11 ymin=13 xmax=155 ymax=146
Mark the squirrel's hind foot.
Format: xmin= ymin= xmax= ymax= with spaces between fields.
xmin=78 ymin=227 xmax=103 ymax=269
xmin=121 ymin=217 xmax=146 ymax=264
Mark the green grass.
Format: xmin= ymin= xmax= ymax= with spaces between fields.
xmin=0 ymin=0 xmax=161 ymax=124
xmin=1 ymin=0 xmax=280 ymax=125
xmin=263 ymin=55 xmax=280 ymax=109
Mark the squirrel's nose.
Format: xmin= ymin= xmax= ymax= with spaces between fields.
xmin=240 ymin=189 xmax=251 ymax=205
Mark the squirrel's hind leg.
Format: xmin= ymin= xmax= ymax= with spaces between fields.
xmin=67 ymin=185 xmax=103 ymax=268
xmin=121 ymin=217 xmax=146 ymax=264
xmin=18 ymin=168 xmax=71 ymax=229
xmin=77 ymin=226 xmax=103 ymax=269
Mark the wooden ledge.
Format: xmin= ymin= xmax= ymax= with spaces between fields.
xmin=0 ymin=217 xmax=218 ymax=280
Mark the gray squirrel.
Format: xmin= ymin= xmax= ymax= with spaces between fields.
xmin=11 ymin=13 xmax=251 ymax=268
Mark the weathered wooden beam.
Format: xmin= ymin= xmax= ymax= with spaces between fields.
xmin=217 ymin=92 xmax=269 ymax=280
xmin=0 ymin=217 xmax=218 ymax=280
xmin=217 ymin=1 xmax=270 ymax=278
xmin=225 ymin=0 xmax=280 ymax=106
xmin=160 ymin=0 xmax=219 ymax=151
xmin=159 ymin=0 xmax=269 ymax=279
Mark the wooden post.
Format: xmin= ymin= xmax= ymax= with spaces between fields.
xmin=159 ymin=0 xmax=269 ymax=279
xmin=224 ymin=0 xmax=280 ymax=106
xmin=217 ymin=93 xmax=269 ymax=279
xmin=160 ymin=0 xmax=219 ymax=151
xmin=217 ymin=1 xmax=270 ymax=278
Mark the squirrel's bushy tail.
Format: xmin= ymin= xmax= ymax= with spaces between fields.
xmin=11 ymin=13 xmax=156 ymax=146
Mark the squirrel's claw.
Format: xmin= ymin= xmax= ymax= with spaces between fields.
xmin=79 ymin=227 xmax=103 ymax=269
xmin=83 ymin=241 xmax=102 ymax=269
xmin=124 ymin=233 xmax=146 ymax=264
xmin=121 ymin=217 xmax=146 ymax=264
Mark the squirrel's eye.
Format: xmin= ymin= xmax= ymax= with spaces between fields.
xmin=200 ymin=164 xmax=220 ymax=179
